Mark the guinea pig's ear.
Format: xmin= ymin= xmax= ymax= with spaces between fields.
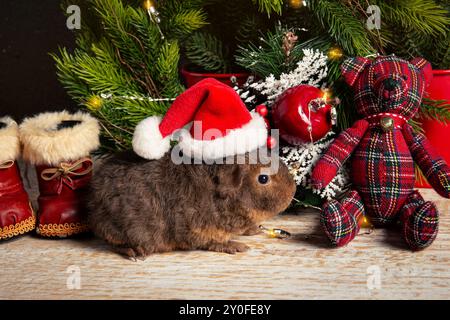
xmin=216 ymin=165 xmax=244 ymax=199
xmin=340 ymin=57 xmax=371 ymax=87
xmin=410 ymin=57 xmax=433 ymax=88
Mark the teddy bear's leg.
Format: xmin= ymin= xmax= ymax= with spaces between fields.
xmin=321 ymin=190 xmax=365 ymax=247
xmin=400 ymin=190 xmax=439 ymax=250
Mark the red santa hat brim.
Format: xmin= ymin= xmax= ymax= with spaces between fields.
xmin=178 ymin=111 xmax=267 ymax=160
xmin=132 ymin=112 xmax=267 ymax=160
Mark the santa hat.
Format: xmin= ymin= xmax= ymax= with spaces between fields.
xmin=132 ymin=78 xmax=268 ymax=160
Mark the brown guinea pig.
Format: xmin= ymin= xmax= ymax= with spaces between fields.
xmin=86 ymin=150 xmax=296 ymax=259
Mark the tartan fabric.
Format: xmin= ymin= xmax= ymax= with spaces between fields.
xmin=321 ymin=190 xmax=365 ymax=247
xmin=401 ymin=190 xmax=439 ymax=250
xmin=311 ymin=119 xmax=368 ymax=189
xmin=341 ymin=57 xmax=371 ymax=87
xmin=342 ymin=56 xmax=428 ymax=119
xmin=352 ymin=126 xmax=415 ymax=223
xmin=312 ymin=55 xmax=447 ymax=249
xmin=403 ymin=124 xmax=450 ymax=198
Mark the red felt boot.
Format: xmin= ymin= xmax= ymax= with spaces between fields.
xmin=0 ymin=117 xmax=35 ymax=240
xmin=20 ymin=111 xmax=100 ymax=237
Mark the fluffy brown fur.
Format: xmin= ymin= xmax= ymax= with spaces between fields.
xmin=0 ymin=117 xmax=20 ymax=163
xmin=87 ymin=151 xmax=296 ymax=259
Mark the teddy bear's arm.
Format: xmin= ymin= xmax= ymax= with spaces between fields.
xmin=403 ymin=124 xmax=450 ymax=198
xmin=311 ymin=119 xmax=369 ymax=189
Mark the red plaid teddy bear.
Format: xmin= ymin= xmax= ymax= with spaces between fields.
xmin=311 ymin=55 xmax=450 ymax=250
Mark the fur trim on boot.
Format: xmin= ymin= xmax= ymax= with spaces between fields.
xmin=20 ymin=111 xmax=100 ymax=166
xmin=0 ymin=117 xmax=20 ymax=163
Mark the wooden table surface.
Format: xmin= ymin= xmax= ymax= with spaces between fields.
xmin=1 ymin=185 xmax=449 ymax=300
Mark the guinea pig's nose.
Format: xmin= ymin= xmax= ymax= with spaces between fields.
xmin=383 ymin=78 xmax=399 ymax=91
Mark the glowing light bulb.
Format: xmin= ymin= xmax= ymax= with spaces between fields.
xmin=86 ymin=96 xmax=103 ymax=111
xmin=143 ymin=0 xmax=154 ymax=11
xmin=327 ymin=47 xmax=344 ymax=60
xmin=289 ymin=0 xmax=306 ymax=8
xmin=259 ymin=225 xmax=291 ymax=239
xmin=143 ymin=0 xmax=164 ymax=39
xmin=322 ymin=89 xmax=332 ymax=103
xmin=360 ymin=216 xmax=373 ymax=228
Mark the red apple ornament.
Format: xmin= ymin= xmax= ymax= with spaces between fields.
xmin=272 ymin=85 xmax=333 ymax=145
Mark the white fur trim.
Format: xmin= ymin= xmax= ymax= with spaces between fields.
xmin=20 ymin=111 xmax=100 ymax=166
xmin=0 ymin=117 xmax=20 ymax=163
xmin=178 ymin=112 xmax=268 ymax=160
xmin=132 ymin=116 xmax=171 ymax=160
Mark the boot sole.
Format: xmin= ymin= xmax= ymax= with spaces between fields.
xmin=0 ymin=215 xmax=36 ymax=240
xmin=37 ymin=222 xmax=90 ymax=238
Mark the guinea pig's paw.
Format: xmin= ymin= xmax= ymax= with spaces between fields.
xmin=208 ymin=241 xmax=249 ymax=254
xmin=113 ymin=245 xmax=148 ymax=261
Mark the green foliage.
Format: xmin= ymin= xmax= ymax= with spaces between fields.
xmin=377 ymin=0 xmax=448 ymax=36
xmin=183 ymin=0 xmax=276 ymax=72
xmin=185 ymin=32 xmax=228 ymax=72
xmin=236 ymin=26 xmax=359 ymax=130
xmin=54 ymin=0 xmax=450 ymax=150
xmin=308 ymin=0 xmax=375 ymax=56
xmin=290 ymin=189 xmax=323 ymax=210
xmin=373 ymin=0 xmax=450 ymax=68
xmin=236 ymin=0 xmax=450 ymax=129
xmin=53 ymin=0 xmax=206 ymax=150
xmin=252 ymin=0 xmax=283 ymax=15
xmin=236 ymin=26 xmax=304 ymax=77
xmin=419 ymin=98 xmax=450 ymax=124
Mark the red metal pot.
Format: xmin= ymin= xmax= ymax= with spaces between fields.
xmin=416 ymin=69 xmax=450 ymax=188
xmin=181 ymin=65 xmax=250 ymax=88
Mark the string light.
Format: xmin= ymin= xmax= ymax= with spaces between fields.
xmin=289 ymin=0 xmax=307 ymax=8
xmin=360 ymin=215 xmax=374 ymax=229
xmin=143 ymin=0 xmax=165 ymax=39
xmin=86 ymin=96 xmax=103 ymax=111
xmin=322 ymin=89 xmax=330 ymax=102
xmin=142 ymin=0 xmax=154 ymax=10
xmin=321 ymin=89 xmax=339 ymax=126
xmin=259 ymin=225 xmax=291 ymax=239
xmin=99 ymin=93 xmax=175 ymax=102
xmin=327 ymin=47 xmax=344 ymax=60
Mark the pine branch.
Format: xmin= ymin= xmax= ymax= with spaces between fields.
xmin=53 ymin=0 xmax=205 ymax=152
xmin=156 ymin=41 xmax=184 ymax=96
xmin=252 ymin=0 xmax=283 ymax=15
xmin=419 ymin=98 xmax=450 ymax=124
xmin=236 ymin=26 xmax=305 ymax=77
xmin=160 ymin=2 xmax=208 ymax=40
xmin=185 ymin=32 xmax=228 ymax=72
xmin=235 ymin=14 xmax=267 ymax=45
xmin=375 ymin=0 xmax=450 ymax=66
xmin=307 ymin=0 xmax=375 ymax=56
xmin=427 ymin=31 xmax=450 ymax=69
xmin=376 ymin=0 xmax=449 ymax=37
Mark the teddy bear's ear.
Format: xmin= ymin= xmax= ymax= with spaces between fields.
xmin=410 ymin=57 xmax=433 ymax=87
xmin=340 ymin=57 xmax=371 ymax=87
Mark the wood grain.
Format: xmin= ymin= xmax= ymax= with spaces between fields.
xmin=1 ymin=186 xmax=449 ymax=300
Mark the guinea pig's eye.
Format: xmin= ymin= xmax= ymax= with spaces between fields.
xmin=258 ymin=174 xmax=270 ymax=184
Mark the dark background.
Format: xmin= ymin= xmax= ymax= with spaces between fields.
xmin=0 ymin=0 xmax=76 ymax=120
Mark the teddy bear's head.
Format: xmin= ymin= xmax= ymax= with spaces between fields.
xmin=341 ymin=55 xmax=433 ymax=120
